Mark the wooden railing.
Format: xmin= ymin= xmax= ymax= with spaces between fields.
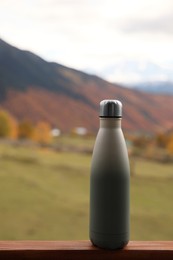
xmin=0 ymin=241 xmax=173 ymax=259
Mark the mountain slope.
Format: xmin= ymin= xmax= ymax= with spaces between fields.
xmin=133 ymin=81 xmax=173 ymax=95
xmin=0 ymin=38 xmax=95 ymax=105
xmin=0 ymin=38 xmax=173 ymax=133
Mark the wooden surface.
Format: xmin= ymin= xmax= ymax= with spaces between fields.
xmin=0 ymin=241 xmax=173 ymax=260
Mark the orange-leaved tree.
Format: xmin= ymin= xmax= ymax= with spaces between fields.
xmin=18 ymin=120 xmax=34 ymax=139
xmin=33 ymin=121 xmax=52 ymax=144
xmin=167 ymin=134 xmax=173 ymax=154
xmin=0 ymin=110 xmax=17 ymax=139
xmin=155 ymin=133 xmax=169 ymax=148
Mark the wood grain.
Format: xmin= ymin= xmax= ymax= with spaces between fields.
xmin=0 ymin=241 xmax=172 ymax=260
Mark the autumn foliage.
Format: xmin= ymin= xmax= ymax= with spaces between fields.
xmin=167 ymin=134 xmax=173 ymax=154
xmin=33 ymin=121 xmax=51 ymax=144
xmin=18 ymin=120 xmax=34 ymax=139
xmin=0 ymin=110 xmax=17 ymax=139
xmin=1 ymin=106 xmax=173 ymax=160
xmin=0 ymin=109 xmax=52 ymax=143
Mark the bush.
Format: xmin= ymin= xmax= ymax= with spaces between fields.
xmin=0 ymin=110 xmax=17 ymax=138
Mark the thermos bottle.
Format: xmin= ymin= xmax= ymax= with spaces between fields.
xmin=89 ymin=100 xmax=130 ymax=250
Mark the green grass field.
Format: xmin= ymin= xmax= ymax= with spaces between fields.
xmin=0 ymin=139 xmax=173 ymax=240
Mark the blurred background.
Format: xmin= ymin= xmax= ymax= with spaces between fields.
xmin=0 ymin=0 xmax=173 ymax=240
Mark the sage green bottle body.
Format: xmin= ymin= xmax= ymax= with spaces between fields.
xmin=89 ymin=100 xmax=130 ymax=250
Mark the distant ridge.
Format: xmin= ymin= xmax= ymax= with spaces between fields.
xmin=133 ymin=81 xmax=173 ymax=95
xmin=0 ymin=38 xmax=173 ymax=133
xmin=0 ymin=38 xmax=94 ymax=104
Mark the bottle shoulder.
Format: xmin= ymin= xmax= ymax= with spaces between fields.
xmin=91 ymin=128 xmax=130 ymax=175
xmin=94 ymin=127 xmax=126 ymax=149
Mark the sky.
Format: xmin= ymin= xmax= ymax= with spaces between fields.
xmin=1 ymin=0 xmax=173 ymax=85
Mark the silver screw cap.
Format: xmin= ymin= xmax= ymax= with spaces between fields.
xmin=99 ymin=100 xmax=122 ymax=118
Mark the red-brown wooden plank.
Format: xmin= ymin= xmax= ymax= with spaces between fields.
xmin=0 ymin=241 xmax=172 ymax=260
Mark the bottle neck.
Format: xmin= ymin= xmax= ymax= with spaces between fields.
xmin=99 ymin=117 xmax=122 ymax=128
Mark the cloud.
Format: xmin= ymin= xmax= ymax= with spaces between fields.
xmin=99 ymin=59 xmax=173 ymax=84
xmin=122 ymin=12 xmax=173 ymax=35
xmin=1 ymin=0 xmax=173 ymax=83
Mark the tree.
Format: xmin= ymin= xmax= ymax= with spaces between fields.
xmin=18 ymin=120 xmax=34 ymax=139
xmin=155 ymin=133 xmax=169 ymax=148
xmin=0 ymin=110 xmax=17 ymax=138
xmin=133 ymin=135 xmax=150 ymax=148
xmin=167 ymin=134 xmax=173 ymax=154
xmin=33 ymin=121 xmax=51 ymax=144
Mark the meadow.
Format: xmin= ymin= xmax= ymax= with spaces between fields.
xmin=0 ymin=137 xmax=173 ymax=240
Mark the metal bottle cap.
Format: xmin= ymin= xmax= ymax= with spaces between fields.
xmin=99 ymin=100 xmax=122 ymax=118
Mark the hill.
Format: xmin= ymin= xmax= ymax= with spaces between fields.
xmin=0 ymin=38 xmax=173 ymax=133
xmin=133 ymin=81 xmax=173 ymax=95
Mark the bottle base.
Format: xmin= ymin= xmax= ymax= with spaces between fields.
xmin=90 ymin=230 xmax=129 ymax=250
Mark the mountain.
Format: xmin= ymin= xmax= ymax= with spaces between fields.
xmin=133 ymin=81 xmax=173 ymax=95
xmin=1 ymin=38 xmax=173 ymax=133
